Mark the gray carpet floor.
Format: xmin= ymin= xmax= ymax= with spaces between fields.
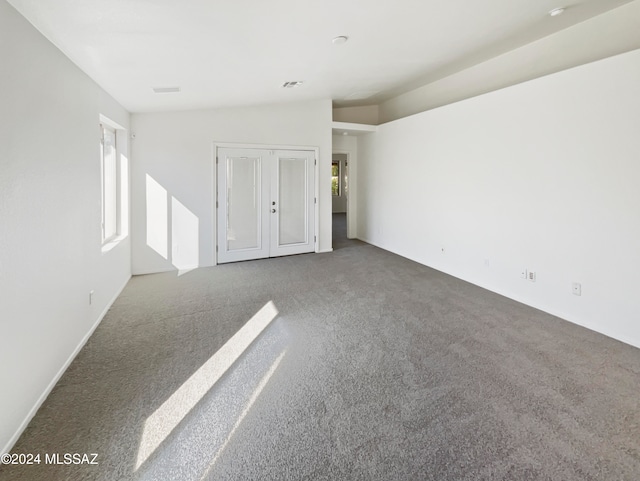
xmin=2 ymin=213 xmax=640 ymax=480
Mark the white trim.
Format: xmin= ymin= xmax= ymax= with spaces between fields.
xmin=131 ymin=266 xmax=177 ymax=276
xmin=331 ymin=121 xmax=377 ymax=133
xmin=332 ymin=150 xmax=353 ymax=237
xmin=100 ymin=116 xmax=128 ymax=245
xmin=101 ymin=234 xmax=128 ymax=254
xmin=316 ymin=248 xmax=334 ymax=254
xmin=210 ymin=143 xmax=217 ymax=267
xmin=99 ymin=114 xmax=126 ymax=131
xmin=314 ymin=147 xmax=320 ymax=253
xmin=1 ymin=275 xmax=131 ymax=456
xmin=133 ymin=266 xmax=199 ymax=276
xmin=361 ymin=238 xmax=640 ymax=351
xmin=213 ymin=142 xmax=318 ymax=151
xmin=331 ymin=158 xmax=342 ymax=197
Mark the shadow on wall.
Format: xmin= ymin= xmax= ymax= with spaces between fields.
xmin=145 ymin=174 xmax=200 ymax=275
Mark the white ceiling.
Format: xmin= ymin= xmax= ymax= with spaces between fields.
xmin=7 ymin=0 xmax=634 ymax=113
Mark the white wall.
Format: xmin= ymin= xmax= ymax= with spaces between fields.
xmin=0 ymin=0 xmax=131 ymax=453
xmin=378 ymin=0 xmax=640 ymax=123
xmin=333 ymin=105 xmax=379 ymax=125
xmin=131 ymin=99 xmax=333 ymax=275
xmin=359 ymin=48 xmax=640 ymax=348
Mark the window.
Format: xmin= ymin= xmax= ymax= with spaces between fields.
xmin=99 ymin=115 xmax=129 ymax=250
xmin=331 ymin=161 xmax=340 ymax=196
xmin=100 ymin=123 xmax=118 ymax=243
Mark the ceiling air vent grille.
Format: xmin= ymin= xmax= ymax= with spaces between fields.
xmin=282 ymin=81 xmax=303 ymax=88
xmin=153 ymin=86 xmax=181 ymax=93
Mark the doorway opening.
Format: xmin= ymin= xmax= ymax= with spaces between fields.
xmin=332 ymin=152 xmax=348 ymax=248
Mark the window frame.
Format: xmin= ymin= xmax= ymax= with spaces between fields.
xmin=331 ymin=161 xmax=340 ymax=197
xmin=99 ymin=115 xmax=129 ymax=250
xmin=100 ymin=122 xmax=119 ymax=244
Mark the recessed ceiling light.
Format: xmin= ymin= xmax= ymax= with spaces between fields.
xmin=282 ymin=81 xmax=303 ymax=88
xmin=153 ymin=86 xmax=180 ymax=93
xmin=549 ymin=7 xmax=565 ymax=16
xmin=332 ymin=36 xmax=349 ymax=45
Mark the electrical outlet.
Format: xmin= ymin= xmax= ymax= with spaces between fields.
xmin=520 ymin=268 xmax=528 ymax=279
xmin=528 ymin=271 xmax=536 ymax=282
xmin=484 ymin=258 xmax=490 ymax=268
xmin=89 ymin=290 xmax=95 ymax=305
xmin=441 ymin=246 xmax=446 ymax=254
xmin=572 ymin=282 xmax=582 ymax=296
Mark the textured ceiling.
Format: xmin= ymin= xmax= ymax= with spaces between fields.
xmin=7 ymin=0 xmax=634 ymax=112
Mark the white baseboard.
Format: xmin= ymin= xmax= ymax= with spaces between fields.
xmin=1 ymin=275 xmax=131 ymax=455
xmin=132 ymin=266 xmax=177 ymax=276
xmin=360 ymin=238 xmax=640 ymax=351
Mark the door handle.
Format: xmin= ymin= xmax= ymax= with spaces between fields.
xmin=271 ymin=208 xmax=276 ymax=213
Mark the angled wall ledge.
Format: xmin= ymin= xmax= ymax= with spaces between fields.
xmin=378 ymin=0 xmax=640 ymax=123
xmin=331 ymin=122 xmax=377 ymax=137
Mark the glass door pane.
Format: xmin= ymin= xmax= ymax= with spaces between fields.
xmin=277 ymin=157 xmax=307 ymax=246
xmin=227 ymin=156 xmax=261 ymax=250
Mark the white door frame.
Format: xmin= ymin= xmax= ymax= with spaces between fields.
xmin=333 ymin=149 xmax=354 ymax=239
xmin=213 ymin=142 xmax=320 ymax=265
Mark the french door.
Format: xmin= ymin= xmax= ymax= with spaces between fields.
xmin=217 ymin=147 xmax=315 ymax=264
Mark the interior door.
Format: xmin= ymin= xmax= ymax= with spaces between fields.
xmin=217 ymin=148 xmax=315 ymax=264
xmin=217 ymin=149 xmax=270 ymax=263
xmin=270 ymin=150 xmax=315 ymax=257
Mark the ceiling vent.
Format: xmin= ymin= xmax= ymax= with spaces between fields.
xmin=153 ymin=86 xmax=181 ymax=93
xmin=282 ymin=81 xmax=303 ymax=88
